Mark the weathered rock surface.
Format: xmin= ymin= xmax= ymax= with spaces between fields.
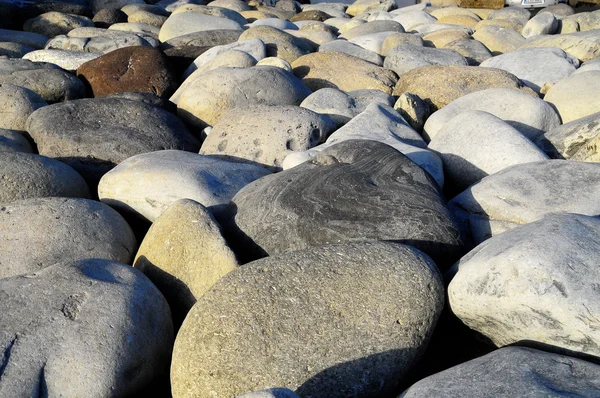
xmin=536 ymin=111 xmax=600 ymax=162
xmin=383 ymin=43 xmax=468 ymax=76
xmin=0 ymin=83 xmax=47 ymax=131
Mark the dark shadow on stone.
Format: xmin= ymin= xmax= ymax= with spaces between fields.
xmin=534 ymin=135 xmax=565 ymax=159
xmin=301 ymin=77 xmax=341 ymax=92
xmin=440 ymin=153 xmax=488 ymax=200
xmin=99 ymin=198 xmax=152 ymax=243
xmin=506 ymin=121 xmax=545 ymax=142
xmin=56 ymin=155 xmax=116 ymax=195
xmin=509 ymin=340 xmax=600 ymax=365
xmin=162 ymin=46 xmax=211 ymax=80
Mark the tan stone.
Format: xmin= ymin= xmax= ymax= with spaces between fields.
xmin=475 ymin=18 xmax=524 ymax=33
xmin=437 ymin=15 xmax=480 ymax=27
xmin=346 ymin=0 xmax=396 ymax=17
xmin=238 ymin=25 xmax=312 ymax=64
xmin=521 ymin=34 xmax=600 ymax=61
xmin=240 ymin=10 xmax=278 ymax=21
xmin=473 ymin=25 xmax=525 ymax=54
xmin=424 ymin=29 xmax=471 ymax=47
xmin=461 ymin=0 xmax=503 ymax=10
xmin=381 ymin=32 xmax=425 ymax=55
xmin=429 ymin=6 xmax=481 ymax=19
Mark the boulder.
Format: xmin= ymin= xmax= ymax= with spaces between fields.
xmin=238 ymin=25 xmax=312 ymax=64
xmin=339 ymin=20 xmax=404 ymax=40
xmin=472 ymin=25 xmax=525 ymax=55
xmin=93 ymin=8 xmax=128 ymax=28
xmin=521 ymin=33 xmax=600 ymax=62
xmin=383 ymin=43 xmax=468 ymax=76
xmin=248 ymin=17 xmax=297 ymax=30
xmin=23 ymin=11 xmax=94 ymax=38
xmin=0 ymin=129 xmax=33 ymax=153
xmin=535 ymin=111 xmax=600 ymax=162
xmin=0 ymin=42 xmax=34 ymax=58
xmin=158 ymin=11 xmax=243 ymax=42
xmin=23 ymin=49 xmax=100 ymax=72
xmin=544 ymin=71 xmax=600 ymax=123
xmin=46 ymin=30 xmax=156 ymax=54
xmin=380 ymin=32 xmax=425 ymax=55
xmin=521 ymin=11 xmax=558 ymax=38
xmin=0 ymin=83 xmax=47 ymax=131
xmin=0 ymin=28 xmax=48 ymax=49
xmin=319 ymin=39 xmax=383 ymax=65
xmin=443 ymin=38 xmax=492 ymax=65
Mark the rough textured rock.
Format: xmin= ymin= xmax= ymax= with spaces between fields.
xmin=393 ymin=65 xmax=536 ymax=112
xmin=444 ymin=38 xmax=492 ymax=65
xmin=224 ymin=140 xmax=463 ymax=267
xmin=0 ymin=129 xmax=33 ymax=152
xmin=0 ymin=83 xmax=46 ymax=131
xmin=0 ymin=197 xmax=137 ymax=279
xmin=238 ymin=25 xmax=312 ymax=64
xmin=521 ymin=33 xmax=600 ymax=62
xmin=26 ymin=98 xmax=200 ymax=184
xmin=401 ymin=347 xmax=600 ymax=397
xmin=98 ymin=150 xmax=271 ymax=222
xmin=0 ymin=258 xmax=173 ymax=397
xmin=159 ymin=29 xmax=241 ymax=50
xmin=171 ymin=241 xmax=445 ymax=397
xmin=536 ymin=111 xmax=600 ymax=161
xmin=256 ymin=56 xmax=292 ymax=71
xmin=448 ymin=213 xmax=600 ymax=358
xmin=23 ymin=49 xmax=100 ymax=72
xmin=129 ymin=10 xmax=168 ymax=27
xmin=45 ymin=30 xmax=156 ymax=54
xmin=134 ymin=199 xmax=238 ymax=326
xmin=384 ymin=43 xmax=468 ymax=76
xmin=292 ymin=51 xmax=398 ymax=94
xmin=77 ymin=46 xmax=177 ymax=98
xmin=158 ymin=11 xmax=244 ymax=42
xmin=449 ymin=160 xmax=600 ymax=244
xmin=23 ymin=11 xmax=94 ymax=38
xmin=393 ymin=92 xmax=430 ymax=132
xmin=347 ymin=0 xmax=396 ymax=16
xmin=544 ymin=71 xmax=600 ymax=124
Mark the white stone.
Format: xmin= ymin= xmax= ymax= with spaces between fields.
xmin=22 ymin=49 xmax=100 ymax=72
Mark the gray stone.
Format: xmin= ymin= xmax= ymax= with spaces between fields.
xmin=544 ymin=71 xmax=600 ymax=124
xmin=159 ymin=29 xmax=242 ymax=50
xmin=108 ymin=21 xmax=160 ymax=36
xmin=488 ymin=7 xmax=530 ymax=24
xmin=93 ymin=7 xmax=128 ymax=28
xmin=539 ymin=3 xmax=574 ymax=18
xmin=448 ymin=213 xmax=600 ymax=358
xmin=0 ymin=258 xmax=172 ymax=396
xmin=98 ymin=150 xmax=271 ymax=222
xmin=350 ymin=31 xmax=403 ymax=54
xmin=383 ymin=43 xmax=468 ymax=76
xmin=449 ymin=160 xmax=600 ymax=244
xmin=0 ymin=83 xmax=47 ymax=131
xmin=23 ymin=12 xmax=94 ymax=38
xmin=392 ymin=10 xmax=437 ymax=31
xmin=225 ymin=140 xmax=463 ymax=267
xmin=238 ymin=25 xmax=312 ymax=64
xmin=0 ymin=28 xmax=48 ymax=49
xmin=209 ymin=0 xmax=251 ymax=13
xmin=319 ymin=39 xmax=383 ymax=65
xmin=0 ymin=42 xmax=34 ymax=58
xmin=128 ymin=10 xmax=168 ymax=27
xmin=0 ymin=129 xmax=32 ymax=153
xmin=171 ymin=4 xmax=247 ymax=27
xmin=92 ymin=0 xmax=145 ymax=13
xmin=535 ymin=111 xmax=600 ymax=162
xmin=26 ymin=98 xmax=200 ymax=184
xmin=394 ymin=91 xmax=430 ymax=132
xmin=473 ymin=25 xmax=525 ymax=55
xmin=400 ymin=347 xmax=600 ymax=397
xmin=158 ymin=11 xmax=243 ymax=42
xmin=380 ymin=32 xmax=425 ymax=56
xmin=444 ymin=39 xmax=492 ymax=66
xmin=411 ymin=23 xmax=473 ymax=36
xmin=171 ymin=241 xmax=444 ymax=397
xmin=45 ymin=31 xmax=155 ymax=54
xmin=339 ymin=20 xmax=404 ymax=40
xmin=200 ymin=105 xmax=336 ymax=169
xmin=522 ymin=12 xmax=558 ymax=38
xmin=248 ymin=17 xmax=297 ymax=30
xmin=0 ymin=197 xmax=136 ymax=278
xmin=22 ymin=49 xmax=100 ymax=72
xmin=236 ymin=388 xmax=300 ymax=398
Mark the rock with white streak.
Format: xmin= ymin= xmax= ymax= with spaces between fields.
xmin=23 ymin=49 xmax=100 ymax=72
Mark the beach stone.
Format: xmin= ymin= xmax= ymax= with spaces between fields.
xmin=23 ymin=49 xmax=100 ymax=72
xmin=0 ymin=64 xmax=85 ymax=103
xmin=473 ymin=25 xmax=525 ymax=55
xmin=177 ymin=66 xmax=311 ymax=129
xmin=108 ymin=21 xmax=161 ymax=36
xmin=444 ymin=39 xmax=492 ymax=65
xmin=159 ymin=29 xmax=241 ymax=51
xmin=209 ymin=0 xmax=251 ymax=13
xmin=428 ymin=110 xmax=548 ymax=192
xmin=26 ymin=98 xmax=200 ymax=184
xmin=236 ymin=388 xmax=300 ymax=398
xmin=449 ymin=160 xmax=600 ymax=244
xmin=23 ymin=12 xmax=94 ymax=38
xmin=429 ymin=6 xmax=479 ymax=20
xmin=0 ymin=83 xmax=47 ymax=131
xmin=0 ymin=42 xmax=34 ymax=58
xmin=436 ymin=15 xmax=479 ymax=27
xmin=171 ymin=241 xmax=444 ymax=397
xmin=238 ymin=25 xmax=312 ymax=64
xmin=248 ymin=18 xmax=297 ymax=31
xmin=348 ymin=31 xmax=399 ymax=54
xmin=319 ymin=39 xmax=383 ymax=65
xmin=392 ymin=10 xmax=437 ymax=31
xmin=394 ymin=91 xmax=430 ymax=132
xmin=0 ymin=152 xmax=90 ymax=204
xmin=380 ymin=32 xmax=424 ymax=55
xmin=76 ymin=46 xmax=177 ymax=98
xmin=256 ymin=56 xmax=292 ymax=71
xmin=290 ymin=10 xmax=331 ymax=22
xmin=423 ymin=88 xmax=560 ymax=142
xmin=401 ymin=347 xmax=600 ymax=397
xmin=134 ymin=198 xmax=238 ymax=326
xmin=448 ymin=213 xmax=600 ymax=358
xmin=292 ymin=51 xmax=398 ymax=94
xmin=384 ymin=43 xmax=467 ymax=76
xmin=579 ymin=10 xmax=600 ymax=32
xmin=240 ymin=10 xmax=278 ymax=21
xmin=557 ymin=18 xmax=579 ymax=34
xmin=536 ymin=111 xmax=600 ymax=162
xmin=0 ymin=197 xmax=136 ymax=278
xmin=158 ymin=11 xmax=243 ymax=42
xmin=93 ymin=8 xmax=128 ymax=28
xmin=121 ymin=4 xmax=169 ymax=16
xmin=347 ymin=0 xmax=396 ymax=16
xmin=0 ymin=129 xmax=33 ymax=153
xmin=104 ymin=91 xmax=175 ymax=112
xmin=98 ymin=150 xmax=271 ymax=222
xmin=522 ymin=12 xmax=558 ymax=38
xmin=200 ymin=105 xmax=336 ymax=169
xmin=0 ymin=258 xmax=173 ymax=396
xmin=412 ymin=23 xmax=473 ymax=36
xmin=129 ymin=10 xmax=168 ymax=27
xmin=225 ymin=140 xmax=463 ymax=267
xmin=423 ymin=29 xmax=469 ymax=48
xmin=488 ymin=6 xmax=530 ymax=24
xmin=393 ymin=65 xmax=535 ymax=112
xmin=0 ymin=28 xmax=48 ymax=49
xmin=521 ymin=33 xmax=600 ymax=62
xmin=539 ymin=3 xmax=574 ymax=18
xmin=339 ymin=20 xmax=404 ymax=40
xmin=544 ymin=71 xmax=600 ymax=123
xmin=92 ymin=0 xmax=145 ymax=13
xmin=171 ymin=4 xmax=246 ymax=26
xmin=46 ymin=31 xmax=156 ymax=54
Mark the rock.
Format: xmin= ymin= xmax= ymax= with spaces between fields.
xmin=0 ymin=152 xmax=90 ymax=204
xmin=248 ymin=17 xmax=297 ymax=31
xmin=104 ymin=91 xmax=176 ymax=112
xmin=225 ymin=140 xmax=463 ymax=267
xmin=339 ymin=20 xmax=404 ymax=40
xmin=292 ymin=51 xmax=398 ymax=94
xmin=522 ymin=12 xmax=558 ymax=38
xmin=0 ymin=129 xmax=33 ymax=153
xmin=0 ymin=28 xmax=48 ymax=49
xmin=394 ymin=92 xmax=430 ymax=132
xmin=159 ymin=29 xmax=241 ymax=50
xmin=98 ymin=150 xmax=271 ymax=222
xmin=46 ymin=31 xmax=156 ymax=54
xmin=436 ymin=15 xmax=479 ymax=28
xmin=256 ymin=56 xmax=292 ymax=71
xmin=129 ymin=10 xmax=168 ymax=27
xmin=544 ymin=71 xmax=600 ymax=124
xmin=26 ymin=98 xmax=200 ymax=184
xmin=0 ymin=42 xmax=34 ymax=58
xmin=236 ymin=388 xmax=300 ymax=398
xmin=539 ymin=3 xmax=574 ymax=18
xmin=171 ymin=241 xmax=444 ymax=397
xmin=401 ymin=347 xmax=600 ymax=397
xmin=23 ymin=12 xmax=94 ymax=38
xmin=444 ymin=38 xmax=492 ymax=65
xmin=487 ymin=6 xmax=530 ymax=24
xmin=521 ymin=33 xmax=600 ymax=62
xmin=172 ymin=4 xmax=247 ymax=26
xmin=449 ymin=160 xmax=600 ymax=244
xmin=383 ymin=43 xmax=468 ymax=76
xmin=290 ymin=10 xmax=331 ymax=22
xmin=348 ymin=31 xmax=400 ymax=54
xmin=429 ymin=6 xmax=480 ymax=20
xmin=347 ymin=0 xmax=396 ymax=16
xmin=448 ymin=213 xmax=600 ymax=358
xmin=134 ymin=198 xmax=238 ymax=326
xmin=238 ymin=25 xmax=312 ymax=64
xmin=177 ymin=66 xmax=311 ymax=129
xmin=209 ymin=0 xmax=251 ymax=13
xmin=0 ymin=258 xmax=173 ymax=396
xmin=23 ymin=49 xmax=100 ymax=72
xmin=393 ymin=65 xmax=535 ymax=112
xmin=158 ymin=11 xmax=243 ymax=42
xmin=472 ymin=25 xmax=525 ymax=55
xmin=535 ymin=111 xmax=600 ymax=161
xmin=423 ymin=29 xmax=470 ymax=48
xmin=0 ymin=83 xmax=47 ymax=131
xmin=579 ymin=10 xmax=600 ymax=32
xmin=0 ymin=197 xmax=137 ymax=278
xmin=392 ymin=10 xmax=437 ymax=31
xmin=122 ymin=4 xmax=169 ymax=16
xmin=93 ymin=8 xmax=128 ymax=28
xmin=557 ymin=18 xmax=579 ymax=34
xmin=319 ymin=39 xmax=383 ymax=65
xmin=428 ymin=110 xmax=548 ymax=192
xmin=412 ymin=23 xmax=474 ymax=36
xmin=92 ymin=0 xmax=145 ymax=13
xmin=200 ymin=105 xmax=336 ymax=169
xmin=380 ymin=32 xmax=425 ymax=55
xmin=108 ymin=21 xmax=161 ymax=36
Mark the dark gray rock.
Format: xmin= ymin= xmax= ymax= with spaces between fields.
xmin=93 ymin=8 xmax=128 ymax=29
xmin=0 ymin=258 xmax=173 ymax=397
xmin=224 ymin=139 xmax=464 ymax=268
xmin=0 ymin=129 xmax=33 ymax=152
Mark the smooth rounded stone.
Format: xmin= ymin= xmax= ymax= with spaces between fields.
xmin=121 ymin=4 xmax=169 ymax=16
xmin=171 ymin=241 xmax=445 ymax=397
xmin=393 ymin=65 xmax=536 ymax=112
xmin=572 ymin=59 xmax=600 ymax=75
xmin=557 ymin=18 xmax=579 ymax=34
xmin=347 ymin=0 xmax=396 ymax=16
xmin=423 ymin=88 xmax=561 ymax=142
xmin=338 ymin=19 xmax=366 ymax=34
xmin=436 ymin=15 xmax=479 ymax=27
xmin=0 ymin=42 xmax=34 ymax=57
xmin=303 ymin=3 xmax=347 ymax=17
xmin=429 ymin=6 xmax=479 ymax=20
xmin=536 ymin=111 xmax=600 ymax=161
xmin=177 ymin=66 xmax=311 ymax=129
xmin=539 ymin=3 xmax=574 ymax=18
xmin=475 ymin=18 xmax=525 ymax=34
xmin=449 ymin=160 xmax=600 ymax=244
xmin=238 ymin=25 xmax=312 ymax=64
xmin=0 ymin=258 xmax=173 ymax=397
xmin=236 ymin=388 xmax=300 ymax=398
xmin=400 ymin=347 xmax=600 ymax=397
xmin=347 ymin=31 xmax=398 ymax=54
xmin=104 ymin=91 xmax=175 ymax=112
xmin=180 ymin=38 xmax=266 ymax=80
xmin=392 ymin=10 xmax=437 ymax=31
xmin=0 ymin=197 xmax=137 ymax=278
xmin=380 ymin=32 xmax=424 ymax=55
xmin=297 ymin=21 xmax=337 ymax=34
xmin=171 ymin=4 xmax=247 ymax=26
xmin=158 ymin=11 xmax=243 ymax=42
xmin=93 ymin=8 xmax=128 ymax=28
xmin=98 ymin=150 xmax=271 ymax=221
xmin=0 ymin=152 xmax=90 ymax=204
xmin=128 ymin=10 xmax=168 ymax=27
xmin=227 ymin=140 xmax=462 ymax=266
xmin=384 ymin=43 xmax=468 ymax=76
xmin=339 ymin=20 xmax=404 ymax=40
xmin=521 ymin=33 xmax=600 ymax=62
xmin=92 ymin=0 xmax=144 ymax=13
xmin=319 ymin=39 xmax=383 ymax=65
xmin=0 ymin=67 xmax=85 ymax=104
xmin=429 ymin=110 xmax=548 ymax=192
xmin=159 ymin=29 xmax=242 ymax=50
xmin=488 ymin=6 xmax=530 ymax=24
xmin=394 ymin=91 xmax=430 ymax=132
xmin=26 ymin=98 xmax=200 ymax=183
xmin=108 ymin=21 xmax=160 ymax=36
xmin=22 ymin=49 xmax=100 ymax=72
xmin=134 ymin=198 xmax=238 ymax=325
xmin=0 ymin=129 xmax=33 ymax=152
xmin=0 ymin=83 xmax=47 ymax=131
xmin=545 ymin=71 xmax=600 ymax=123
xmin=290 ymin=10 xmax=332 ymax=22
xmin=411 ymin=23 xmax=473 ymax=36
xmin=76 ymin=46 xmax=177 ymax=98
xmin=522 ymin=12 xmax=558 ymax=38
xmin=444 ymin=39 xmax=492 ymax=65
xmin=248 ymin=17 xmax=297 ymax=30
xmin=472 ymin=25 xmax=525 ymax=55
xmin=209 ymin=0 xmax=251 ymax=12
xmin=292 ymin=51 xmax=398 ymax=94
xmin=0 ymin=28 xmax=48 ymax=49
xmin=448 ymin=213 xmax=600 ymax=357
xmin=200 ymin=105 xmax=336 ymax=169
xmin=23 ymin=12 xmax=94 ymax=38
xmin=256 ymin=56 xmax=292 ymax=71
xmin=240 ymin=10 xmax=278 ymax=21
xmin=423 ymin=29 xmax=469 ymax=48
xmin=45 ymin=31 xmax=155 ymax=54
